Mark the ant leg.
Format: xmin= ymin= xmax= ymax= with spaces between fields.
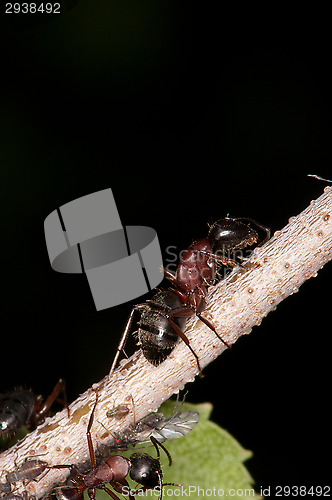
xmin=87 ymin=395 xmax=98 ymax=469
xmin=131 ymin=480 xmax=181 ymax=500
xmin=87 ymin=487 xmax=96 ymax=500
xmin=235 ymin=218 xmax=271 ymax=245
xmin=150 ymin=436 xmax=172 ymax=466
xmin=101 ymin=485 xmax=126 ymax=500
xmin=196 ymin=312 xmax=230 ymax=349
xmin=212 ymin=253 xmax=240 ymax=268
xmin=194 ymin=298 xmax=230 ymax=349
xmin=109 ymin=304 xmax=146 ymax=377
xmin=164 ymin=314 xmax=203 ymax=377
xmin=169 ymin=302 xmax=230 ymax=350
xmin=130 ymin=394 xmax=136 ymax=425
xmin=163 ymin=268 xmax=176 ymax=284
xmin=48 ymin=464 xmax=77 ymax=474
xmin=110 ymin=479 xmax=136 ymax=500
xmin=197 ymin=250 xmax=242 ymax=273
xmin=34 ymin=379 xmax=69 ymax=425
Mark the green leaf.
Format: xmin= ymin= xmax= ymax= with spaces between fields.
xmin=94 ymin=399 xmax=260 ymax=500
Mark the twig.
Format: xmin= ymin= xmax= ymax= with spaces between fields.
xmin=1 ymin=187 xmax=331 ymax=499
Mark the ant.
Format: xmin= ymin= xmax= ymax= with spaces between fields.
xmin=53 ymin=396 xmax=178 ymax=500
xmin=109 ymin=217 xmax=270 ymax=377
xmin=0 ymin=379 xmax=68 ymax=441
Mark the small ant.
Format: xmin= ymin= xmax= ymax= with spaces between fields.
xmin=53 ymin=396 xmax=178 ymax=500
xmin=0 ymin=379 xmax=68 ymax=441
xmin=109 ymin=217 xmax=270 ymax=377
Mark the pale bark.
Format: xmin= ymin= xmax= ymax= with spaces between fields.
xmin=0 ymin=187 xmax=331 ymax=499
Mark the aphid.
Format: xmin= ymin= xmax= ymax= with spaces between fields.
xmin=0 ymin=495 xmax=28 ymax=500
xmin=106 ymin=395 xmax=134 ymax=421
xmin=106 ymin=405 xmax=130 ymax=420
xmin=0 ymin=480 xmax=12 ymax=494
xmin=6 ymin=459 xmax=49 ymax=484
xmin=109 ymin=217 xmax=270 ymax=377
xmin=111 ymin=408 xmax=200 ymax=451
xmin=53 ymin=396 xmax=178 ymax=500
xmin=0 ymin=379 xmax=67 ymax=439
xmin=0 ymin=459 xmax=49 ymax=499
xmin=109 ymin=393 xmax=199 ymax=450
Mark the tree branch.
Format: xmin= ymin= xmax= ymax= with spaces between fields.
xmin=1 ymin=187 xmax=331 ymax=499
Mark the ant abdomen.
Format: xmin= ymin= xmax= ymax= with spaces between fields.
xmin=0 ymin=390 xmax=35 ymax=436
xmin=137 ymin=291 xmax=186 ymax=365
xmin=0 ymin=379 xmax=67 ymax=440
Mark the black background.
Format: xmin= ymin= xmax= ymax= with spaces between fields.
xmin=0 ymin=1 xmax=330 ymax=493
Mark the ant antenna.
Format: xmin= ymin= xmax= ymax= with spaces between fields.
xmin=150 ymin=436 xmax=172 ymax=467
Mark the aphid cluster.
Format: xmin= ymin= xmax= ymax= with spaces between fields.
xmin=110 ymin=216 xmax=270 ymax=376
xmin=1 ymin=215 xmax=270 ymax=500
xmin=51 ymin=395 xmax=187 ymax=500
xmin=0 ymin=388 xmax=194 ymax=500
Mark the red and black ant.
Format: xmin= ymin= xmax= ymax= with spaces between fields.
xmin=0 ymin=379 xmax=68 ymax=441
xmin=53 ymin=396 xmax=178 ymax=500
xmin=109 ymin=217 xmax=270 ymax=377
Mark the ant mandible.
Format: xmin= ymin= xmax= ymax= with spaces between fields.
xmin=109 ymin=217 xmax=270 ymax=377
xmin=53 ymin=395 xmax=178 ymax=500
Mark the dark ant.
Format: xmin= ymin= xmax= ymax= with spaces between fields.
xmin=53 ymin=396 xmax=178 ymax=500
xmin=109 ymin=217 xmax=270 ymax=377
xmin=0 ymin=379 xmax=68 ymax=440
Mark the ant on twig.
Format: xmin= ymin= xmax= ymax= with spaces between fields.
xmin=53 ymin=395 xmax=179 ymax=500
xmin=0 ymin=379 xmax=68 ymax=442
xmin=109 ymin=217 xmax=270 ymax=377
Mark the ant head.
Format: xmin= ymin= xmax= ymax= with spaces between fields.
xmin=209 ymin=217 xmax=258 ymax=252
xmin=129 ymin=452 xmax=162 ymax=488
